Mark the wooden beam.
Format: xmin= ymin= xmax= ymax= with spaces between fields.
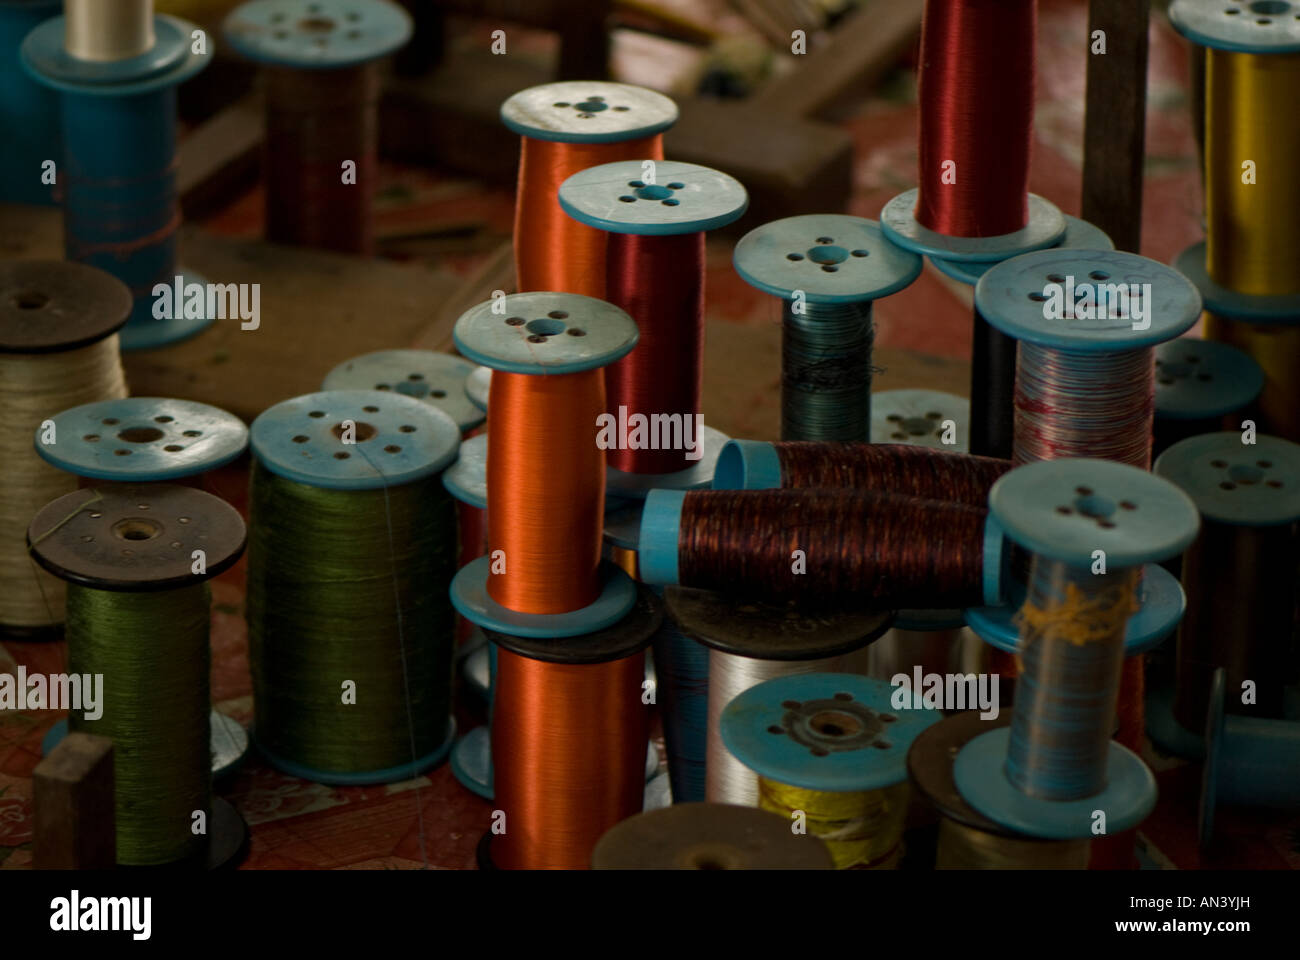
xmin=177 ymin=98 xmax=263 ymax=222
xmin=33 ymin=732 xmax=116 ymax=870
xmin=1080 ymin=0 xmax=1151 ymax=253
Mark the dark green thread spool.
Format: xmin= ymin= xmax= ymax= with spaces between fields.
xmin=27 ymin=483 xmax=248 ymax=867
xmin=781 ymin=299 xmax=876 ymax=442
xmin=246 ymin=390 xmax=462 ymax=784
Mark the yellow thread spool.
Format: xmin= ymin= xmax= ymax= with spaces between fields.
xmin=758 ymin=777 xmax=909 ymax=870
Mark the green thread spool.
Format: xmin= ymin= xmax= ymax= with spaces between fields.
xmin=27 ymin=483 xmax=249 ymax=868
xmin=247 ymin=390 xmax=462 ymax=784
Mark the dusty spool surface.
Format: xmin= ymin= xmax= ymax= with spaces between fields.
xmin=591 ymin=802 xmax=834 ymax=869
xmin=27 ymin=483 xmax=246 ymax=591
xmin=665 ymin=586 xmax=892 ymax=661
xmin=500 ymin=80 xmax=678 ymax=145
xmin=322 ymin=349 xmax=487 ymax=434
xmin=0 ymin=260 xmax=130 ymax=353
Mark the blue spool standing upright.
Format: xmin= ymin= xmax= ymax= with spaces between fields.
xmin=0 ymin=0 xmax=60 ymax=205
xmin=22 ymin=0 xmax=214 ymax=351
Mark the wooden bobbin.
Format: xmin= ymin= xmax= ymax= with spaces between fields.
xmin=28 ymin=483 xmax=249 ymax=869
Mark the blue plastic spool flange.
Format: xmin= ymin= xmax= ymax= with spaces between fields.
xmin=965 ymin=562 xmax=1186 ymax=656
xmin=0 ymin=1 xmax=60 ymax=205
xmin=442 ymin=433 xmax=487 ymax=509
xmin=1154 ymin=338 xmax=1265 ymax=422
xmin=606 ymin=425 xmax=731 ymax=503
xmin=1144 ymin=676 xmax=1207 ymax=759
xmin=460 ymin=629 xmax=493 ymax=700
xmin=450 ymin=725 xmax=494 ymax=799
xmin=732 ymin=214 xmax=921 ymax=304
xmin=1169 ymin=0 xmax=1300 ymax=52
xmin=35 ymin=397 xmax=248 ymax=482
xmin=720 ymin=672 xmax=941 ymax=794
xmin=1173 ymin=241 xmax=1300 ymax=323
xmin=871 ymin=388 xmax=971 ymax=452
xmin=223 ymin=0 xmax=412 ymax=69
xmin=560 ymin=159 xmax=748 ymax=236
xmin=22 ymin=15 xmax=214 ymax=351
xmin=500 ymin=81 xmax=678 ymax=145
xmin=1200 ymin=667 xmax=1300 ymax=850
xmin=930 ymin=215 xmax=1114 ymax=286
xmin=879 ymin=189 xmax=1067 ymax=264
xmin=322 ymin=349 xmax=486 ymax=434
xmin=251 ymin=389 xmax=460 ymax=489
xmin=43 ymin=708 xmax=251 ymax=780
xmin=465 ymin=365 xmax=491 ymax=413
xmin=451 ymin=291 xmax=639 ymax=636
xmin=975 ymin=249 xmax=1203 ymax=351
xmin=1154 ymin=432 xmax=1300 ymax=527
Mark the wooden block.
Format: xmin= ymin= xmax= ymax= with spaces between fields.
xmin=178 ymin=97 xmax=263 ymax=222
xmin=1081 ymin=0 xmax=1150 ymax=253
xmin=33 ymin=732 xmax=115 ymax=870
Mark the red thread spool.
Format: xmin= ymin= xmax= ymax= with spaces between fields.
xmin=915 ymin=0 xmax=1036 ymax=237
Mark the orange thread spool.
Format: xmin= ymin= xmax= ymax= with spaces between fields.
xmin=503 ymin=82 xmax=678 ymax=296
xmin=486 ymin=369 xmax=607 ymax=614
xmin=491 ymin=648 xmax=648 ymax=870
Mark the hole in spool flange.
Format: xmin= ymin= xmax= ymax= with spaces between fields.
xmin=113 ymin=518 xmax=161 ymax=542
xmin=331 ymin=421 xmax=377 ymax=442
xmin=809 ymin=710 xmax=863 ymax=738
xmin=118 ymin=426 xmax=165 ymax=443
xmin=12 ymin=290 xmax=49 ymax=310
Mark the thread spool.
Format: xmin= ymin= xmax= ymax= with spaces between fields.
xmin=223 ymin=0 xmax=413 ymax=255
xmin=1152 ymin=338 xmax=1263 ymax=457
xmin=64 ymin=0 xmax=154 ymax=60
xmin=34 ymin=396 xmax=250 ymax=775
xmin=664 ymin=586 xmax=890 ymax=808
xmin=0 ymin=0 xmax=61 ymax=205
xmin=713 ymin=440 xmax=1010 ymax=507
xmin=932 ymin=216 xmax=1115 ymax=460
xmin=1199 ymin=668 xmax=1300 ymax=850
xmin=0 ymin=261 xmax=129 ymax=636
xmin=908 ymin=711 xmax=1092 ymax=869
xmin=559 ymin=158 xmax=746 ymax=484
xmin=651 ymin=596 xmax=711 ymax=803
xmin=27 ymin=483 xmax=249 ymax=867
xmin=639 ymin=488 xmax=1001 ymax=611
xmin=1149 ymin=433 xmax=1300 ymax=753
xmin=955 ymin=459 xmax=1200 ymax=841
xmin=502 ymin=81 xmax=678 ymax=297
xmin=21 ymin=4 xmax=214 ymax=350
xmin=1169 ymin=2 xmax=1300 ymax=441
xmin=247 ymin=390 xmax=461 ymax=783
xmin=322 ymin=349 xmax=487 ymax=436
xmin=720 ymin=673 xmax=939 ymax=869
xmin=731 ymin=215 xmax=921 ymax=442
xmin=871 ymin=389 xmax=971 ymax=453
xmin=592 ymin=802 xmax=834 ymax=869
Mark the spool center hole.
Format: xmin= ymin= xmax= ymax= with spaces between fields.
xmin=1073 ymin=493 xmax=1116 ymax=519
xmin=1228 ymin=463 xmax=1264 ymax=484
xmin=810 ymin=710 xmax=862 ymax=738
xmin=299 ymin=16 xmax=335 ymax=32
xmin=112 ymin=518 xmax=161 ymax=542
xmin=686 ymin=847 xmax=740 ymax=870
xmin=526 ymin=317 xmax=566 ymax=337
xmin=331 ymin=421 xmax=377 ymax=442
xmin=118 ymin=426 xmax=166 ymax=443
xmin=12 ymin=290 xmax=49 ymax=310
xmin=807 ymin=244 xmax=848 ymax=265
xmin=899 ymin=416 xmax=935 ymax=436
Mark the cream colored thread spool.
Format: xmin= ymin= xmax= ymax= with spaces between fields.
xmin=64 ymin=0 xmax=156 ymax=62
xmin=0 ymin=262 xmax=130 ymax=632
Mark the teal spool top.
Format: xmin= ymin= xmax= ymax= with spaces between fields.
xmin=974 ymin=249 xmax=1202 ymax=351
xmin=1154 ymin=338 xmax=1264 ymax=421
xmin=732 ymin=214 xmax=921 ymax=304
xmin=1169 ymin=0 xmax=1300 ymax=52
xmin=250 ymin=389 xmax=459 ymax=490
xmin=720 ymin=672 xmax=940 ymax=793
xmin=930 ymin=215 xmax=1114 ymax=287
xmin=871 ymin=389 xmax=970 ymax=451
xmin=223 ymin=0 xmax=412 ymax=68
xmin=1173 ymin=242 xmax=1300 ymax=322
xmin=22 ymin=14 xmax=210 ymax=95
xmin=442 ymin=433 xmax=487 ymax=509
xmin=453 ymin=291 xmax=638 ymax=375
xmin=34 ymin=398 xmax=248 ymax=482
xmin=990 ymin=458 xmax=1201 ymax=569
xmin=1154 ymin=432 xmax=1300 ymax=526
xmin=321 ymin=349 xmax=486 ymax=433
xmin=465 ymin=365 xmax=491 ymax=412
xmin=500 ymin=80 xmax=678 ymax=144
xmin=559 ymin=160 xmax=747 ymax=235
xmin=879 ymin=189 xmax=1066 ymax=263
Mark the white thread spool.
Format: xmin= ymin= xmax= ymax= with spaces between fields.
xmin=64 ymin=0 xmax=156 ymax=62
